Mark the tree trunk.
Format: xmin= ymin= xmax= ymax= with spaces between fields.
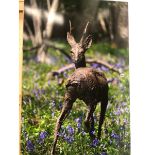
xmin=72 ymin=0 xmax=99 ymax=41
xmin=111 ymin=3 xmax=128 ymax=48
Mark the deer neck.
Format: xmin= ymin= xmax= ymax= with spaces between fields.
xmin=75 ymin=56 xmax=86 ymax=69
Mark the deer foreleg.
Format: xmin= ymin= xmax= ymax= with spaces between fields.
xmin=89 ymin=115 xmax=96 ymax=139
xmin=51 ymin=96 xmax=75 ymax=155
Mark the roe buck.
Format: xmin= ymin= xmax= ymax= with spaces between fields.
xmin=52 ymin=22 xmax=108 ymax=154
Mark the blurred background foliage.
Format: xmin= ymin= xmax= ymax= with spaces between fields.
xmin=23 ymin=0 xmax=128 ymax=63
xmin=21 ymin=0 xmax=129 ymax=154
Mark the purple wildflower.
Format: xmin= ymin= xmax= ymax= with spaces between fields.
xmin=90 ymin=130 xmax=95 ymax=135
xmin=114 ymin=107 xmax=121 ymax=115
xmin=33 ymin=89 xmax=39 ymax=98
xmin=115 ymin=62 xmax=122 ymax=69
xmin=92 ymin=63 xmax=99 ymax=68
xmin=38 ymin=131 xmax=48 ymax=144
xmin=75 ymin=117 xmax=82 ymax=129
xmin=100 ymin=66 xmax=109 ymax=71
xmin=67 ymin=136 xmax=74 ymax=143
xmin=100 ymin=152 xmax=107 ymax=155
xmin=77 ymin=123 xmax=81 ymax=128
xmin=41 ymin=89 xmax=45 ymax=94
xmin=121 ymin=102 xmax=127 ymax=106
xmin=26 ymin=140 xmax=34 ymax=152
xmin=38 ymin=89 xmax=42 ymax=95
xmin=58 ymin=129 xmax=65 ymax=137
xmin=115 ymin=59 xmax=125 ymax=69
xmin=39 ymin=131 xmax=47 ymax=140
xmin=91 ymin=138 xmax=99 ymax=147
xmin=111 ymin=132 xmax=120 ymax=139
xmin=66 ymin=125 xmax=74 ymax=135
xmin=36 ymin=88 xmax=45 ymax=95
xmin=75 ymin=117 xmax=82 ymax=123
xmin=64 ymin=135 xmax=74 ymax=143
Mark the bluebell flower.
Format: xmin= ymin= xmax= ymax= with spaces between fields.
xmin=32 ymin=89 xmax=39 ymax=98
xmin=111 ymin=132 xmax=120 ymax=139
xmin=39 ymin=131 xmax=48 ymax=140
xmin=91 ymin=138 xmax=99 ymax=147
xmin=100 ymin=66 xmax=109 ymax=71
xmin=64 ymin=135 xmax=74 ymax=144
xmin=26 ymin=140 xmax=34 ymax=152
xmin=38 ymin=89 xmax=42 ymax=95
xmin=100 ymin=152 xmax=107 ymax=155
xmin=66 ymin=125 xmax=74 ymax=135
xmin=114 ymin=108 xmax=121 ymax=115
xmin=121 ymin=102 xmax=127 ymax=106
xmin=75 ymin=117 xmax=82 ymax=123
xmin=90 ymin=130 xmax=95 ymax=135
xmin=92 ymin=63 xmax=99 ymax=68
xmin=75 ymin=117 xmax=82 ymax=129
xmin=58 ymin=132 xmax=64 ymax=137
xmin=77 ymin=122 xmax=81 ymax=128
xmin=67 ymin=136 xmax=74 ymax=143
xmin=41 ymin=89 xmax=45 ymax=94
xmin=115 ymin=62 xmax=122 ymax=69
xmin=38 ymin=131 xmax=48 ymax=144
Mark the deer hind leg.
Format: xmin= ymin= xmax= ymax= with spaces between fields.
xmin=84 ymin=104 xmax=96 ymax=139
xmin=97 ymin=95 xmax=108 ymax=139
xmin=51 ymin=93 xmax=76 ymax=155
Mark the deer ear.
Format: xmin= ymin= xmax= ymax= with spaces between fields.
xmin=67 ymin=32 xmax=76 ymax=47
xmin=82 ymin=35 xmax=92 ymax=50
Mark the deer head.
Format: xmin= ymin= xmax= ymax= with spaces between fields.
xmin=67 ymin=21 xmax=92 ymax=68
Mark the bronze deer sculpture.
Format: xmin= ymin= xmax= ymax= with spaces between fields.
xmin=52 ymin=22 xmax=108 ymax=155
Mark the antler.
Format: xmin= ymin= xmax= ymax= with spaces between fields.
xmin=80 ymin=22 xmax=89 ymax=44
xmin=67 ymin=20 xmax=77 ymax=46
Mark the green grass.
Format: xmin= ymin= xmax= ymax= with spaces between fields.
xmin=21 ymin=41 xmax=130 ymax=155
